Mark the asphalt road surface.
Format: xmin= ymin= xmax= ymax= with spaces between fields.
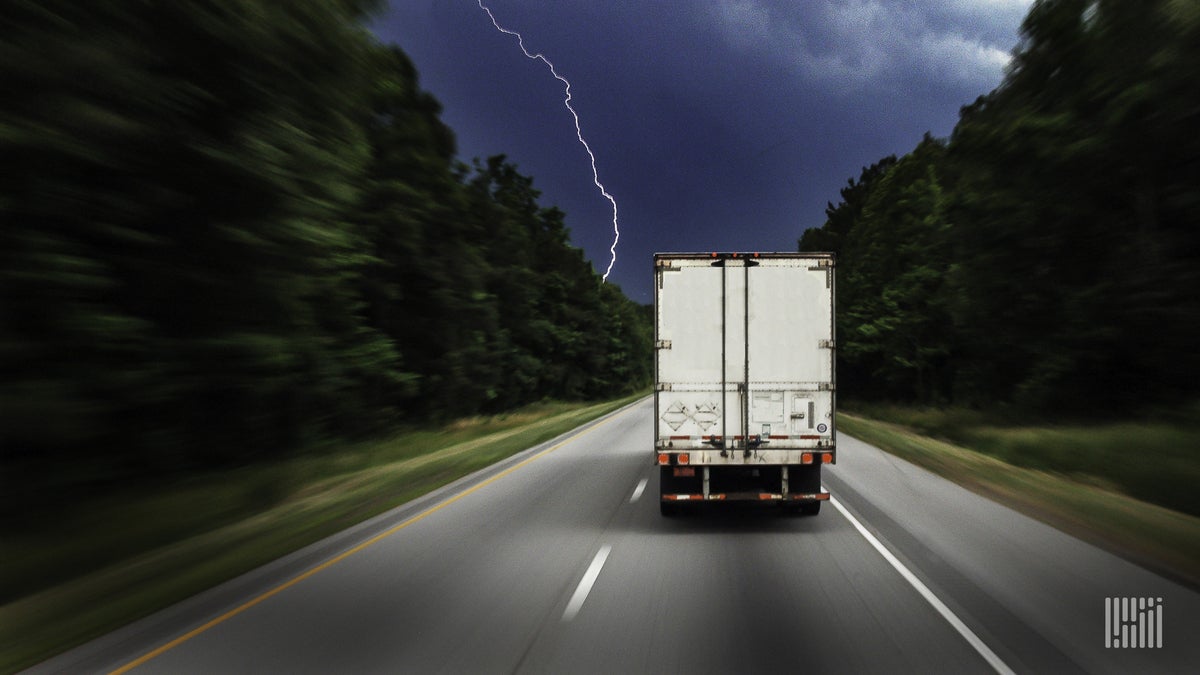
xmin=30 ymin=398 xmax=1199 ymax=674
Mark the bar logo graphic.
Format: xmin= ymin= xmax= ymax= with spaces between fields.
xmin=1105 ymin=597 xmax=1163 ymax=648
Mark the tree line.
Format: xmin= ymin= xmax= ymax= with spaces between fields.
xmin=801 ymin=0 xmax=1199 ymax=414
xmin=0 ymin=1 xmax=652 ymax=504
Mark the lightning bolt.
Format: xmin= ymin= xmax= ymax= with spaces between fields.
xmin=477 ymin=1 xmax=620 ymax=281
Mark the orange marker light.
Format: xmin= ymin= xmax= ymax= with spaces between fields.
xmin=801 ymin=453 xmax=813 ymax=464
xmin=822 ymin=453 xmax=833 ymax=464
xmin=678 ymin=453 xmax=690 ymax=465
xmin=657 ymin=453 xmax=670 ymax=465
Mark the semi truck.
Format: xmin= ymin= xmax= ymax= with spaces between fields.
xmin=654 ymin=252 xmax=835 ymax=515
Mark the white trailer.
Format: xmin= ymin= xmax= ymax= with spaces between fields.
xmin=654 ymin=252 xmax=835 ymax=515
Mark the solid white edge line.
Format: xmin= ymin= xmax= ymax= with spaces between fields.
xmin=562 ymin=545 xmax=612 ymax=622
xmin=630 ymin=477 xmax=649 ymax=503
xmin=829 ymin=495 xmax=1016 ymax=675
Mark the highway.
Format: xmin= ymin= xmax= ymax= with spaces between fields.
xmin=30 ymin=398 xmax=1199 ymax=674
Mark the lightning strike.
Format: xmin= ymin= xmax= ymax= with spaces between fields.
xmin=477 ymin=1 xmax=620 ymax=281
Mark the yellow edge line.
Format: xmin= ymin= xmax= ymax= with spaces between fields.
xmin=109 ymin=407 xmax=630 ymax=674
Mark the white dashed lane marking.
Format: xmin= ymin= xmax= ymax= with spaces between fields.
xmin=562 ymin=545 xmax=612 ymax=622
xmin=630 ymin=478 xmax=648 ymax=503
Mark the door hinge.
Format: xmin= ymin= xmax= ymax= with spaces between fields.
xmin=818 ymin=382 xmax=836 ymax=391
xmin=818 ymin=339 xmax=835 ymax=349
xmin=808 ymin=259 xmax=834 ymax=288
xmin=656 ymin=340 xmax=673 ymax=350
xmin=656 ymin=383 xmax=674 ymax=392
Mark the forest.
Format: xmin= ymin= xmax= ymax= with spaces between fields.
xmin=801 ymin=0 xmax=1199 ymax=416
xmin=0 ymin=1 xmax=653 ymax=509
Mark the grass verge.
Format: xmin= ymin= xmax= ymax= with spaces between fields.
xmin=0 ymin=393 xmax=645 ymax=674
xmin=839 ymin=412 xmax=1200 ymax=589
xmin=846 ymin=403 xmax=1200 ymax=517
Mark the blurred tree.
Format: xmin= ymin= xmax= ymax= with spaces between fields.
xmin=351 ymin=49 xmax=653 ymax=416
xmin=949 ymin=0 xmax=1200 ymax=410
xmin=463 ymin=155 xmax=651 ymax=406
xmin=840 ymin=136 xmax=953 ymax=402
xmin=800 ymin=156 xmax=899 ymax=400
xmin=1 ymin=1 xmax=393 ymax=482
xmin=798 ymin=155 xmax=897 ymax=258
xmin=801 ymin=0 xmax=1199 ymax=412
xmin=355 ymin=45 xmax=496 ymax=420
xmin=0 ymin=0 xmax=654 ymax=510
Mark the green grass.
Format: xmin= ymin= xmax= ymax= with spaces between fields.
xmin=0 ymin=393 xmax=645 ymax=674
xmin=847 ymin=403 xmax=1200 ymax=517
xmin=839 ymin=411 xmax=1200 ymax=588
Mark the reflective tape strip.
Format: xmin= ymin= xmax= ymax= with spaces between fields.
xmin=789 ymin=491 xmax=831 ymax=501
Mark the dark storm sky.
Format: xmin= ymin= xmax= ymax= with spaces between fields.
xmin=371 ymin=1 xmax=1033 ymax=303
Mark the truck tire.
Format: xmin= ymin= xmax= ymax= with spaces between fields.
xmin=660 ymin=500 xmax=679 ymax=517
xmin=800 ymin=501 xmax=821 ymax=516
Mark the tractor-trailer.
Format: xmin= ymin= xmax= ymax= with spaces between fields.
xmin=654 ymin=252 xmax=835 ymax=515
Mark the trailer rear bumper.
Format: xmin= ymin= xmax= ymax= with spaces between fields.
xmin=661 ymin=489 xmax=830 ymax=503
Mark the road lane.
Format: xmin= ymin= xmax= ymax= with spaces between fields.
xmin=117 ymin=399 xmax=649 ymax=674
xmin=824 ymin=434 xmax=1200 ymax=674
xmin=29 ymin=398 xmax=1199 ymax=673
xmin=517 ymin=491 xmax=994 ymax=674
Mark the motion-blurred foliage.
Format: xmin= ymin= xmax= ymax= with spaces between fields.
xmin=802 ymin=0 xmax=1200 ymax=415
xmin=0 ymin=1 xmax=652 ymax=514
